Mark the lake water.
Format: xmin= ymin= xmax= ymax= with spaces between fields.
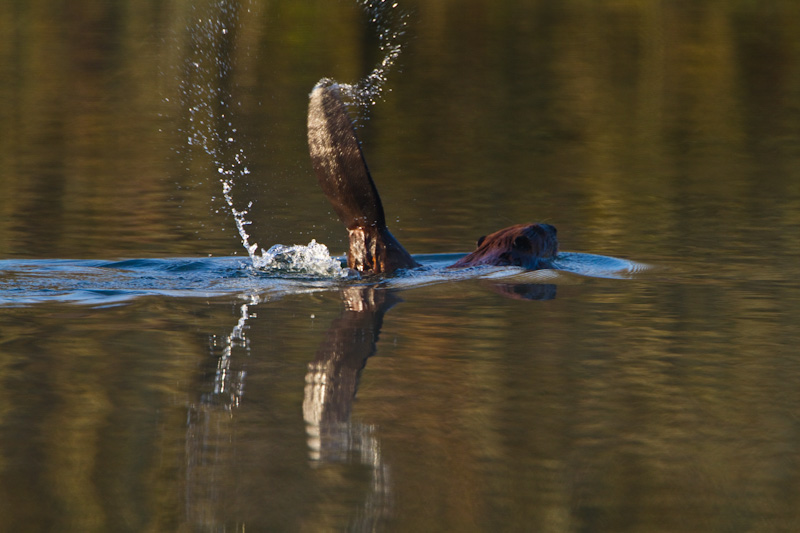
xmin=2 ymin=0 xmax=800 ymax=531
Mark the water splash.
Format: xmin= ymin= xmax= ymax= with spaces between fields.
xmin=222 ymin=179 xmax=349 ymax=279
xmin=178 ymin=0 xmax=258 ymax=258
xmin=310 ymin=1 xmax=407 ymax=124
xmin=251 ymin=240 xmax=351 ymax=279
xmin=221 ymin=178 xmax=256 ymax=256
xmin=178 ymin=0 xmax=407 ymax=273
xmin=336 ymin=0 xmax=409 ymax=119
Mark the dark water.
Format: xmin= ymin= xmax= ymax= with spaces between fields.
xmin=2 ymin=0 xmax=800 ymax=531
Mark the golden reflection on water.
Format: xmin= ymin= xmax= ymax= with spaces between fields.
xmin=0 ymin=273 xmax=799 ymax=530
xmin=1 ymin=0 xmax=800 ymax=531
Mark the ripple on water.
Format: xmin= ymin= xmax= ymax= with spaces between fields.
xmin=0 ymin=247 xmax=648 ymax=308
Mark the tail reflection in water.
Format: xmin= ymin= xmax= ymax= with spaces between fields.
xmin=182 ymin=254 xmax=563 ymax=530
xmin=303 ymin=287 xmax=398 ymax=520
xmin=185 ymin=287 xmax=397 ymax=530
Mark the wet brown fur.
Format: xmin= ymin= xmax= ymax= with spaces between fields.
xmin=307 ymin=83 xmax=558 ymax=275
xmin=307 ymin=83 xmax=418 ymax=274
xmin=449 ymin=223 xmax=558 ymax=270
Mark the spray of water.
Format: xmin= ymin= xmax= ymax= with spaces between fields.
xmin=178 ymin=0 xmax=255 ymax=253
xmin=338 ymin=0 xmax=409 ymax=119
xmin=179 ymin=0 xmax=407 ymax=277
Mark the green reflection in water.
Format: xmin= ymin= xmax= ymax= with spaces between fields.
xmin=1 ymin=0 xmax=800 ymax=531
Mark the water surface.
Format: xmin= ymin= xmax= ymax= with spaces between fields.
xmin=2 ymin=0 xmax=800 ymax=531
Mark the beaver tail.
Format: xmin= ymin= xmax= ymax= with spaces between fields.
xmin=307 ymin=82 xmax=418 ymax=274
xmin=307 ymin=83 xmax=386 ymax=231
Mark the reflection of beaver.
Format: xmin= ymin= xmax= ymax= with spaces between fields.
xmin=307 ymin=83 xmax=559 ymax=275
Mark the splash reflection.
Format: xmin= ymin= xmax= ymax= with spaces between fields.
xmin=185 ymin=296 xmax=253 ymax=532
xmin=206 ymin=295 xmax=254 ymax=407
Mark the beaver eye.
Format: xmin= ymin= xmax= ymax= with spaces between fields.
xmin=476 ymin=235 xmax=486 ymax=247
xmin=513 ymin=235 xmax=532 ymax=252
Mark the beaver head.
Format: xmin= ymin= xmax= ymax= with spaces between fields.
xmin=449 ymin=223 xmax=558 ymax=269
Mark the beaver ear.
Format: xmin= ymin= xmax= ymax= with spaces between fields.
xmin=476 ymin=235 xmax=486 ymax=248
xmin=513 ymin=235 xmax=532 ymax=252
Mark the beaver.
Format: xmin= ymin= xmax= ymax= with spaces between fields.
xmin=450 ymin=223 xmax=558 ymax=269
xmin=307 ymin=83 xmax=558 ymax=275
